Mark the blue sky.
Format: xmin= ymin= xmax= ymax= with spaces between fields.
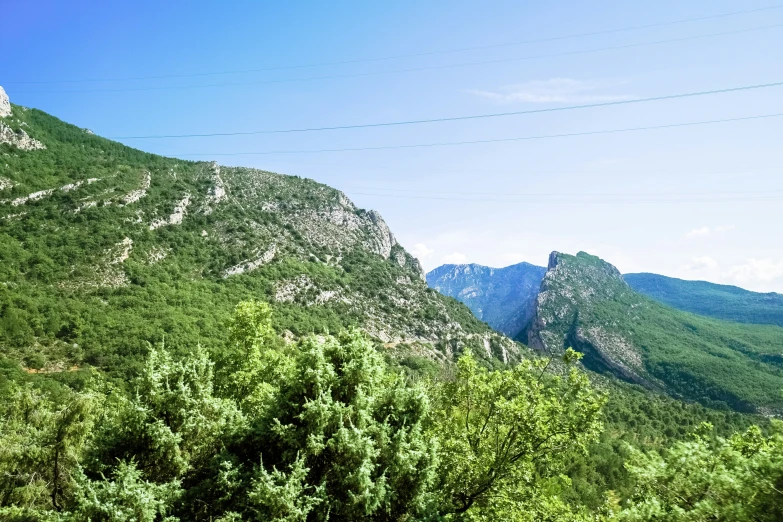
xmin=3 ymin=1 xmax=783 ymax=291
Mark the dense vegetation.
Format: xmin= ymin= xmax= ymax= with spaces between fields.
xmin=0 ymin=102 xmax=515 ymax=385
xmin=426 ymin=262 xmax=546 ymax=338
xmin=2 ymin=301 xmax=781 ymax=521
xmin=625 ymin=272 xmax=783 ymax=327
xmin=3 ymin=97 xmax=783 ymax=520
xmin=530 ymin=252 xmax=783 ymax=413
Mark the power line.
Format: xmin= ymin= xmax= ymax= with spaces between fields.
xmin=13 ymin=22 xmax=783 ymax=95
xmin=346 ymin=192 xmax=783 ymax=204
xmin=110 ymin=81 xmax=783 ymax=139
xmin=5 ymin=4 xmax=782 ymax=85
xmin=342 ymin=186 xmax=783 ymax=198
xmin=176 ymin=112 xmax=783 ymax=156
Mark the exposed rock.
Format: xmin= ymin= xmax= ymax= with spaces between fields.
xmin=121 ymin=172 xmax=151 ymax=205
xmin=223 ymin=245 xmax=276 ymax=277
xmin=150 ymin=194 xmax=191 ymax=230
xmin=109 ymin=237 xmax=133 ymax=265
xmin=0 ymin=123 xmax=46 ymax=150
xmin=0 ymin=87 xmax=10 ymax=118
xmin=204 ymin=162 xmax=227 ymax=214
xmin=363 ymin=210 xmax=397 ymax=259
xmin=0 ymin=176 xmax=13 ymax=191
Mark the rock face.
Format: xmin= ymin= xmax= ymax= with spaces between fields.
xmin=0 ymin=87 xmax=11 ymax=118
xmin=0 ymin=86 xmax=46 ymax=150
xmin=525 ymin=251 xmax=783 ymax=413
xmin=0 ymin=124 xmax=46 ymax=150
xmin=427 ymin=261 xmax=547 ymax=338
xmin=526 ymin=251 xmax=653 ymax=387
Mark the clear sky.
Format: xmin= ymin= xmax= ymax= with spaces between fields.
xmin=2 ymin=1 xmax=783 ymax=291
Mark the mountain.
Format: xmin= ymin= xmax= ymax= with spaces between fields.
xmin=426 ymin=262 xmax=546 ymax=338
xmin=0 ymin=88 xmax=519 ymax=379
xmin=528 ymin=251 xmax=783 ymax=413
xmin=625 ymin=272 xmax=783 ymax=327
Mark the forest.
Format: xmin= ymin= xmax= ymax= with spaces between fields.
xmin=2 ymin=301 xmax=781 ymax=521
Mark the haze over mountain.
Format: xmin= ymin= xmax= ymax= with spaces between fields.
xmin=426 ymin=262 xmax=546 ymax=339
xmin=428 ymin=252 xmax=783 ymax=413
xmin=624 ymin=272 xmax=783 ymax=327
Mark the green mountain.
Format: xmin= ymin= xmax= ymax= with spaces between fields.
xmin=527 ymin=251 xmax=783 ymax=413
xmin=625 ymin=272 xmax=783 ymax=327
xmin=426 ymin=262 xmax=546 ymax=338
xmin=0 ymin=88 xmax=519 ymax=380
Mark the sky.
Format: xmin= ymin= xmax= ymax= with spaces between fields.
xmin=2 ymin=1 xmax=783 ymax=291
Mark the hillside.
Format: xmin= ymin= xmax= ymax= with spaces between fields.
xmin=625 ymin=272 xmax=783 ymax=327
xmin=426 ymin=262 xmax=546 ymax=338
xmin=0 ymin=88 xmax=519 ymax=380
xmin=527 ymin=251 xmax=783 ymax=413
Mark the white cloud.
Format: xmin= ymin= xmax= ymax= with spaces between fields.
xmin=442 ymin=252 xmax=468 ymax=264
xmin=409 ymin=242 xmax=433 ymax=261
xmin=724 ymin=259 xmax=783 ymax=285
xmin=468 ymin=78 xmax=635 ymax=104
xmin=684 ymin=225 xmax=736 ymax=239
xmin=684 ymin=256 xmax=719 ymax=272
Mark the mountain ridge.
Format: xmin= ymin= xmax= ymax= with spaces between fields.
xmin=624 ymin=272 xmax=783 ymax=327
xmin=426 ymin=261 xmax=546 ymax=338
xmin=0 ymin=89 xmax=519 ymax=378
xmin=527 ymin=251 xmax=783 ymax=413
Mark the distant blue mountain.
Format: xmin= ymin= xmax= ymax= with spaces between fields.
xmin=625 ymin=273 xmax=783 ymax=327
xmin=426 ymin=262 xmax=546 ymax=339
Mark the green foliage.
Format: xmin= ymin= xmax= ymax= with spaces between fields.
xmin=534 ymin=252 xmax=783 ymax=413
xmin=69 ymin=462 xmax=181 ymax=522
xmin=616 ymin=422 xmax=783 ymax=521
xmin=0 ymin=301 xmax=619 ymax=520
xmin=1 ymin=102 xmax=506 ymax=393
xmin=431 ymin=348 xmax=605 ymax=520
xmin=625 ymin=272 xmax=783 ymax=327
xmin=0 ymin=382 xmax=93 ymax=512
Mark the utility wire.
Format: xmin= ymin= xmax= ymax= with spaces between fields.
xmin=177 ymin=112 xmax=783 ymax=156
xmin=342 ymin=186 xmax=783 ymax=197
xmin=5 ymin=4 xmax=782 ymax=85
xmin=111 ymin=81 xmax=783 ymax=139
xmin=346 ymin=192 xmax=783 ymax=203
xmin=14 ymin=22 xmax=783 ymax=95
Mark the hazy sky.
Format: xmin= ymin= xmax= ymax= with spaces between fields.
xmin=3 ymin=1 xmax=783 ymax=291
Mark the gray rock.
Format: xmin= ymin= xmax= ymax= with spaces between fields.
xmin=0 ymin=87 xmax=11 ymax=118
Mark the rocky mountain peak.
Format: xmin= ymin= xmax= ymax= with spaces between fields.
xmin=547 ymin=251 xmax=560 ymax=270
xmin=0 ymin=86 xmax=11 ymax=118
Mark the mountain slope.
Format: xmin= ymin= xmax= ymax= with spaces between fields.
xmin=0 ymin=89 xmax=519 ymax=379
xmin=426 ymin=262 xmax=546 ymax=338
xmin=625 ymin=272 xmax=783 ymax=327
xmin=528 ymin=252 xmax=783 ymax=413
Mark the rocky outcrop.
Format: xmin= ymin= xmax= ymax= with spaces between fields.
xmin=363 ymin=210 xmax=397 ymax=259
xmin=0 ymin=87 xmax=11 ymax=118
xmin=526 ymin=251 xmax=650 ymax=386
xmin=0 ymin=123 xmax=46 ymax=150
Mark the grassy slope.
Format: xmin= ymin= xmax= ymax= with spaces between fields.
xmin=625 ymin=272 xmax=783 ymax=327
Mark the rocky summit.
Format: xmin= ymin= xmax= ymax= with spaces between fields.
xmin=526 ymin=251 xmax=783 ymax=413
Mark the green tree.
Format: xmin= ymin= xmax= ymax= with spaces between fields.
xmin=235 ymin=328 xmax=438 ymax=521
xmin=0 ymin=383 xmax=93 ymax=514
xmin=617 ymin=422 xmax=783 ymax=521
xmin=431 ymin=348 xmax=605 ymax=521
